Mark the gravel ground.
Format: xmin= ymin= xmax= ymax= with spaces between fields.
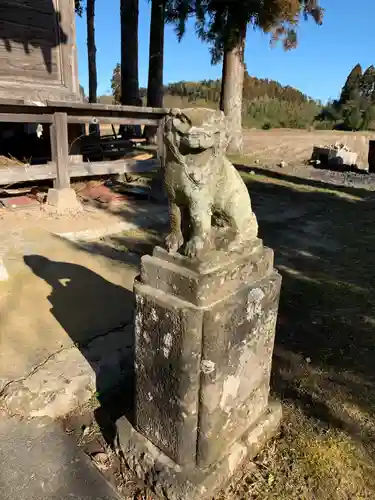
xmin=300 ymin=167 xmax=375 ymax=190
xmin=240 ymin=161 xmax=375 ymax=192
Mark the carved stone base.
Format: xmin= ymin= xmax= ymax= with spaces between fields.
xmin=116 ymin=401 xmax=281 ymax=500
xmin=126 ymin=239 xmax=282 ymax=498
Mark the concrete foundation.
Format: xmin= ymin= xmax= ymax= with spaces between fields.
xmin=116 ymin=238 xmax=282 ymax=498
xmin=312 ymin=146 xmax=358 ymax=167
xmin=46 ymin=188 xmax=82 ymax=213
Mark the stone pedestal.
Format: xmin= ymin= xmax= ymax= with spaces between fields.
xmin=117 ymin=238 xmax=282 ymax=499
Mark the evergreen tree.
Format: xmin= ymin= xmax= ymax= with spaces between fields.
xmin=111 ymin=63 xmax=122 ymax=103
xmin=342 ymin=101 xmax=363 ymax=131
xmin=318 ymin=63 xmax=375 ymax=131
xmin=75 ymin=0 xmax=97 ymax=106
xmin=363 ymin=105 xmax=375 ymax=130
xmin=360 ymin=65 xmax=375 ymax=102
xmin=75 ymin=0 xmax=83 ymax=16
xmin=339 ymin=63 xmax=362 ymax=105
xmin=120 ymin=0 xmax=140 ymax=106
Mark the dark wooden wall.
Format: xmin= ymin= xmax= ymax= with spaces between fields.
xmin=0 ymin=0 xmax=80 ymax=103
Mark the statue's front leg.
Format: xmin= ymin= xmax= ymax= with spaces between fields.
xmin=184 ymin=202 xmax=211 ymax=259
xmin=165 ymin=202 xmax=184 ymax=253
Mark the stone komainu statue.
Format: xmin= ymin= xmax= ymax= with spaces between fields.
xmin=163 ymin=108 xmax=258 ymax=259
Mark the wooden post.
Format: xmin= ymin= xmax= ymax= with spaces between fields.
xmin=156 ymin=117 xmax=165 ymax=168
xmin=50 ymin=112 xmax=70 ymax=189
xmin=47 ymin=111 xmax=82 ymax=212
xmin=151 ymin=117 xmax=167 ymax=203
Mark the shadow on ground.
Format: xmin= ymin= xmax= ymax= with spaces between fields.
xmin=72 ymin=198 xmax=168 ymax=263
xmin=23 ymin=255 xmax=136 ymax=424
xmin=239 ymin=171 xmax=375 ymax=403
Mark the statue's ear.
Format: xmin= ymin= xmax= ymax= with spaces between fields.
xmin=164 ymin=114 xmax=174 ymax=133
xmin=169 ymin=108 xmax=181 ymax=116
xmin=173 ymin=118 xmax=190 ymax=135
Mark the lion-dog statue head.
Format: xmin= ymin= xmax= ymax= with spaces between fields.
xmin=164 ymin=108 xmax=229 ymax=163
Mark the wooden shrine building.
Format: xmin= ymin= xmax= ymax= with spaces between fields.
xmin=0 ymin=0 xmax=80 ymax=103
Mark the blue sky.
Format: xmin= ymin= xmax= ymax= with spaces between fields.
xmin=75 ymin=0 xmax=375 ymax=103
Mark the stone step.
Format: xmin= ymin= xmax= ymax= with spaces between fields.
xmin=0 ymin=416 xmax=121 ymax=500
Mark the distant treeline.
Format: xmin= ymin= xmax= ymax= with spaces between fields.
xmin=99 ymin=63 xmax=375 ymax=131
xmin=144 ymin=70 xmax=322 ymax=130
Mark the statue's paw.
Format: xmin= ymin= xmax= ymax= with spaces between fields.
xmin=184 ymin=236 xmax=205 ymax=259
xmin=165 ymin=231 xmax=184 ymax=253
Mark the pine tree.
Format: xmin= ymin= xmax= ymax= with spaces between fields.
xmin=75 ymin=0 xmax=83 ymax=16
xmin=363 ymin=105 xmax=375 ymax=130
xmin=360 ymin=65 xmax=375 ymax=103
xmin=339 ymin=64 xmax=362 ymax=105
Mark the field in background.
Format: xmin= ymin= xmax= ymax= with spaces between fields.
xmin=99 ymin=122 xmax=375 ymax=170
xmin=241 ymin=128 xmax=374 ymax=168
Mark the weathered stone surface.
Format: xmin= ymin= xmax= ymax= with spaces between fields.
xmin=141 ymin=240 xmax=274 ymax=307
xmin=132 ymin=238 xmax=282 ymax=496
xmin=116 ymin=400 xmax=282 ymax=500
xmin=134 ymin=281 xmax=202 ymax=465
xmin=131 ymin=122 xmax=282 ymax=497
xmin=197 ymin=272 xmax=281 ymax=467
xmin=162 ymin=108 xmax=258 ymax=259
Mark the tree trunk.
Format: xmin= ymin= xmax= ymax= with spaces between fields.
xmin=219 ymin=50 xmax=227 ymax=112
xmin=144 ymin=0 xmax=165 ymax=144
xmin=86 ymin=0 xmax=99 ymax=136
xmin=86 ymin=0 xmax=97 ymax=103
xmin=220 ymin=17 xmax=247 ymax=154
xmin=120 ymin=0 xmax=140 ymax=106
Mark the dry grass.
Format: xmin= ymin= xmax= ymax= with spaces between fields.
xmin=0 ymin=155 xmax=26 ymax=167
xmin=220 ymin=405 xmax=375 ymax=500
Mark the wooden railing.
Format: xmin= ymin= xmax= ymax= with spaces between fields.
xmin=0 ymin=99 xmax=167 ymax=187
